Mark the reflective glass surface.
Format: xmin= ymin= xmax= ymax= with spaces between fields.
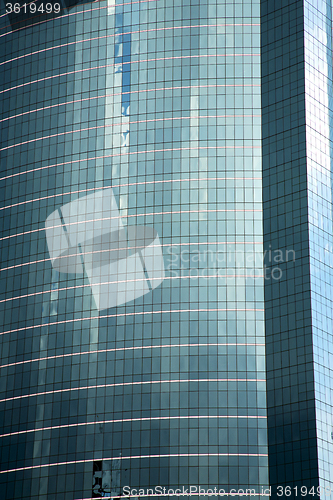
xmin=262 ymin=0 xmax=333 ymax=496
xmin=0 ymin=1 xmax=268 ymax=499
xmin=305 ymin=0 xmax=333 ymax=492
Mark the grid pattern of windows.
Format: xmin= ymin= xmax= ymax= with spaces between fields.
xmin=261 ymin=0 xmax=319 ymax=493
xmin=304 ymin=0 xmax=333 ymax=492
xmin=262 ymin=0 xmax=333 ymax=497
xmin=0 ymin=1 xmax=268 ymax=499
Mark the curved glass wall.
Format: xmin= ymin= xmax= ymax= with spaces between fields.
xmin=0 ymin=1 xmax=268 ymax=499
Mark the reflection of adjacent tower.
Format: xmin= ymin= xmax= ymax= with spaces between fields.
xmin=106 ymin=0 xmax=130 ymax=218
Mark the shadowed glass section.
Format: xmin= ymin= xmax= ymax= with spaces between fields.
xmin=261 ymin=0 xmax=321 ymax=496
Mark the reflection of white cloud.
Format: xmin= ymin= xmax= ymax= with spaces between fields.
xmin=107 ymin=0 xmax=115 ymax=15
xmin=45 ymin=189 xmax=164 ymax=310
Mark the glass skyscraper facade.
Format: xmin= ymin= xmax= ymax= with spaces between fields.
xmin=0 ymin=0 xmax=332 ymax=499
xmin=261 ymin=0 xmax=333 ymax=495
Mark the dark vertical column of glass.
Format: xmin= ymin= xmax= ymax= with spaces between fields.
xmin=261 ymin=0 xmax=319 ymax=495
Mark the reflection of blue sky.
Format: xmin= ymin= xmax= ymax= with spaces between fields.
xmin=115 ymin=13 xmax=131 ymax=118
xmin=304 ymin=0 xmax=333 ymax=488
